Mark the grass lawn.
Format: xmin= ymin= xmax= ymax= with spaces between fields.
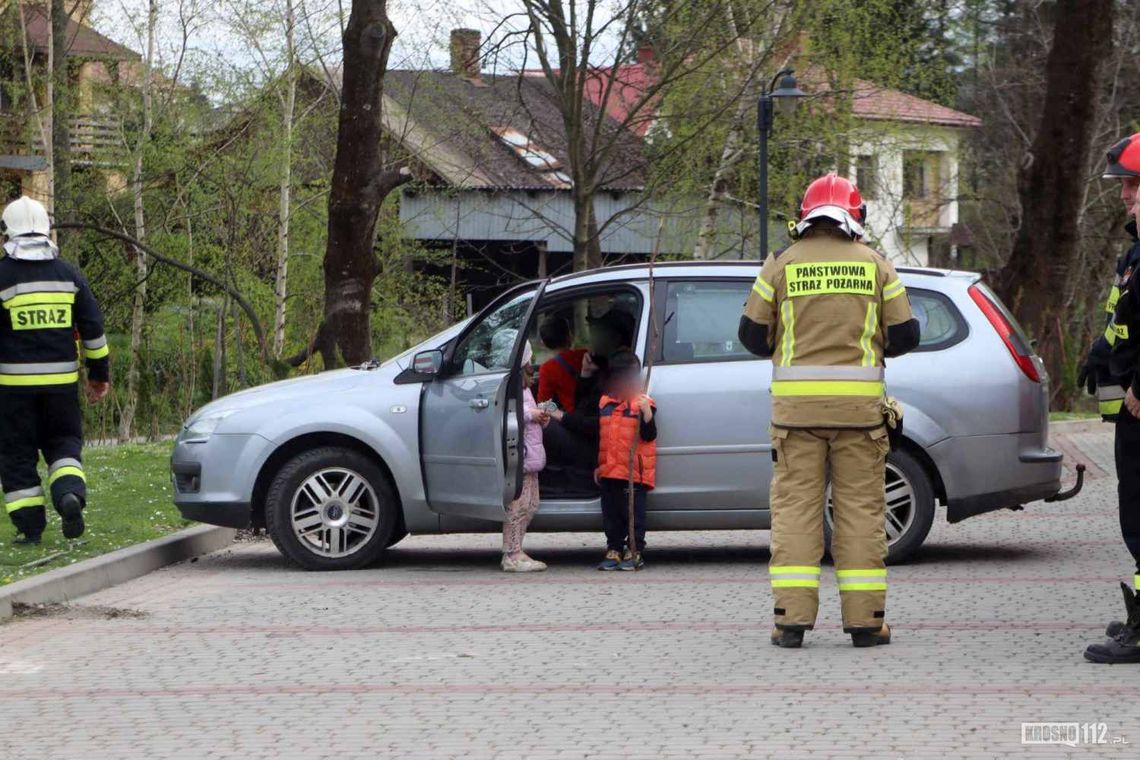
xmin=1 ymin=442 xmax=188 ymax=587
xmin=1050 ymin=411 xmax=1100 ymax=422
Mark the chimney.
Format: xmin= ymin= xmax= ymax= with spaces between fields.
xmin=636 ymin=43 xmax=654 ymax=67
xmin=450 ymin=29 xmax=482 ymax=81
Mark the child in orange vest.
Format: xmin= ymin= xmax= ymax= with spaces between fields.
xmin=595 ymin=350 xmax=657 ymax=571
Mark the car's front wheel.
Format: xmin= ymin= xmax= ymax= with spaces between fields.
xmin=265 ymin=446 xmax=399 ymax=570
xmin=824 ymin=448 xmax=936 ymax=565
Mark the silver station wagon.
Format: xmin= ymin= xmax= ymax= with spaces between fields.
xmin=171 ymin=262 xmax=1071 ymax=570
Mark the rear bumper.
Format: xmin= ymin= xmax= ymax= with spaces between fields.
xmin=927 ymin=432 xmax=1063 ymax=523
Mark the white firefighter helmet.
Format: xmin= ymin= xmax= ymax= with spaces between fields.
xmin=2 ymin=195 xmax=51 ymax=238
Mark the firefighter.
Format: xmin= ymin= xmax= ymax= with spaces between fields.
xmin=738 ymin=173 xmax=920 ymax=649
xmin=1084 ymin=134 xmax=1140 ymax=663
xmin=0 ymin=196 xmax=110 ymax=545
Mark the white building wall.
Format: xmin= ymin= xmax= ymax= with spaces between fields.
xmin=847 ymin=125 xmax=966 ymax=267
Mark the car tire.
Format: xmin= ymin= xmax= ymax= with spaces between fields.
xmin=265 ymin=446 xmax=399 ymax=570
xmin=824 ymin=447 xmax=936 ymax=565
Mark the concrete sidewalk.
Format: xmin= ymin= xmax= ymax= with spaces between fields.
xmin=0 ymin=424 xmax=1133 ymax=759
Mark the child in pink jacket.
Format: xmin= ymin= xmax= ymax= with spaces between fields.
xmin=502 ymin=341 xmax=549 ymax=572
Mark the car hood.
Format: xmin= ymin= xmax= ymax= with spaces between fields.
xmin=188 ymin=368 xmax=372 ymax=422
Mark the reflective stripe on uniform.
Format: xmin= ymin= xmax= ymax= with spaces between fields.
xmin=770 ymin=565 xmax=821 ymax=588
xmin=0 ymin=361 xmax=80 ymax=375
xmin=1107 ymin=286 xmax=1121 ymax=314
xmin=0 ymin=360 xmax=80 ymax=386
xmin=0 ymin=372 xmax=79 ymax=386
xmin=48 ymin=458 xmax=85 ymax=485
xmin=859 ymin=302 xmax=878 ymax=366
xmin=0 ymin=280 xmax=78 ymax=302
xmin=1135 ymin=574 xmax=1140 ymax=592
xmin=1100 ymin=399 xmax=1124 ymax=416
xmin=752 ymin=276 xmax=775 ymax=302
xmin=771 ymin=366 xmax=884 ymax=381
xmin=883 ymin=279 xmax=906 ymax=302
xmin=4 ymin=486 xmax=45 ymax=514
xmin=771 ymin=380 xmax=885 ymax=397
xmin=82 ymin=334 xmax=110 ymax=359
xmin=2 ymin=291 xmax=76 ymax=309
xmin=837 ymin=568 xmax=887 ymax=591
xmin=779 ymin=300 xmax=795 ymax=366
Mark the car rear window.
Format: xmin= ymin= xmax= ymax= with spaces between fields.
xmin=657 ymin=280 xmax=967 ymax=362
xmin=909 ymin=287 xmax=968 ymax=352
xmin=660 ymin=280 xmax=755 ymax=364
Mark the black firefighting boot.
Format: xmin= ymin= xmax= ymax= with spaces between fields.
xmin=851 ymin=623 xmax=892 ymax=648
xmin=1084 ymin=583 xmax=1140 ymax=664
xmin=11 ymin=531 xmax=42 ymax=546
xmin=770 ymin=628 xmax=805 ymax=648
xmin=10 ymin=508 xmax=44 ymax=545
xmin=1105 ymin=586 xmax=1140 ymax=637
xmin=58 ymin=493 xmax=85 ymax=540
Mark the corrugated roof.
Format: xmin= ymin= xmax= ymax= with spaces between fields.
xmin=20 ymin=5 xmax=139 ymax=61
xmin=318 ymin=68 xmax=646 ymax=192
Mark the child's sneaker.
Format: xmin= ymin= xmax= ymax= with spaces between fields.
xmin=597 ymin=549 xmax=622 ymax=571
xmin=618 ymin=549 xmax=644 ymax=571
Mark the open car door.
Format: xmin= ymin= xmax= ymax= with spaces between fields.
xmin=420 ymin=280 xmax=548 ymax=521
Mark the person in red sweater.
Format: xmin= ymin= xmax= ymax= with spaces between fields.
xmin=537 ymin=315 xmax=587 ymax=412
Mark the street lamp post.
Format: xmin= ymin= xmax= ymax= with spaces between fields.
xmin=757 ymin=69 xmax=806 ymax=260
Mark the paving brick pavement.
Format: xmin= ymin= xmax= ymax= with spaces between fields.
xmin=1 ymin=425 xmax=1137 ymax=759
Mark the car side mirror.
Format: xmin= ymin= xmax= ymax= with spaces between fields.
xmin=413 ymin=349 xmax=443 ymax=377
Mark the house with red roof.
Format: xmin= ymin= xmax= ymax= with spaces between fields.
xmin=0 ymin=2 xmax=140 ymax=202
xmin=569 ymin=53 xmax=981 ymax=266
xmin=801 ymin=65 xmax=982 ymax=266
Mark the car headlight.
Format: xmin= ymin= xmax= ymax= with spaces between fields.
xmin=180 ymin=410 xmax=237 ymax=443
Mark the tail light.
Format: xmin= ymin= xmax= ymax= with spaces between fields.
xmin=968 ymin=284 xmax=1040 ymax=383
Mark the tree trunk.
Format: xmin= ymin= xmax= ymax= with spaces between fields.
xmin=272 ymin=0 xmax=298 ymax=359
xmin=994 ymin=0 xmax=1113 ymax=395
xmin=320 ymin=0 xmax=410 ymax=368
xmin=50 ymin=0 xmax=70 ymax=219
xmin=693 ymin=96 xmax=749 ymax=260
xmin=692 ymin=5 xmax=771 ymax=261
xmin=571 ymin=189 xmax=602 ymax=271
xmin=118 ymin=0 xmax=158 ymax=442
xmin=36 ymin=0 xmax=55 ymax=214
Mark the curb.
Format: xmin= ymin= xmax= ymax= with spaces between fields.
xmin=0 ymin=524 xmax=234 ymax=621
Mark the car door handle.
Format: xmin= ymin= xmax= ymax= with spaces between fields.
xmin=469 ymin=398 xmax=489 ymax=410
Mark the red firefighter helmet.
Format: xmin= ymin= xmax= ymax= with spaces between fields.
xmin=796 ymin=173 xmax=865 ymax=238
xmin=1104 ymin=133 xmax=1140 ymax=179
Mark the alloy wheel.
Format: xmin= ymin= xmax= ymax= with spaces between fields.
xmin=289 ymin=467 xmax=380 ymax=558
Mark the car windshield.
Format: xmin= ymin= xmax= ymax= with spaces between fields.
xmin=383 ymin=317 xmax=472 ymax=370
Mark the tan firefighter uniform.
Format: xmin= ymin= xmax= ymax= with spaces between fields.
xmin=742 ymin=234 xmax=915 ymax=635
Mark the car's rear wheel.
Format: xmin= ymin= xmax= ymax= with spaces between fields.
xmin=824 ymin=448 xmax=936 ymax=565
xmin=265 ymin=446 xmax=398 ymax=570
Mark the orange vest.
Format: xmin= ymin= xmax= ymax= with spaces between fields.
xmin=597 ymin=395 xmax=656 ymax=489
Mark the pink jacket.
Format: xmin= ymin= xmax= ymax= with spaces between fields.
xmin=522 ymin=388 xmax=547 ymax=474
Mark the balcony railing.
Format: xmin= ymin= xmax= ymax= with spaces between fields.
xmin=0 ymin=115 xmax=125 ymax=167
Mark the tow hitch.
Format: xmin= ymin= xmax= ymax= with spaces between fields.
xmin=1045 ymin=463 xmax=1086 ymax=503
